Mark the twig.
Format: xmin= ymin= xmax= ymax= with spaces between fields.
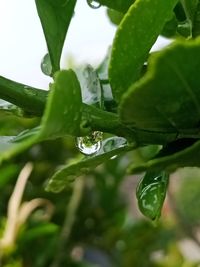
xmin=50 ymin=177 xmax=85 ymax=267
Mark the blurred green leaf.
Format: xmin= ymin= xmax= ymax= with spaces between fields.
xmin=46 ymin=137 xmax=130 ymax=192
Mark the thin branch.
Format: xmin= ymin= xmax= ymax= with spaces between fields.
xmin=50 ymin=177 xmax=85 ymax=267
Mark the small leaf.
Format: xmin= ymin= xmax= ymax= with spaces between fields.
xmin=46 ymin=137 xmax=130 ymax=192
xmin=136 ymin=171 xmax=169 ymax=221
xmin=109 ymin=0 xmax=177 ymax=102
xmin=35 ymin=0 xmax=77 ymax=73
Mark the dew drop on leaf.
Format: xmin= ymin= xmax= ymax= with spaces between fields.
xmin=86 ymin=0 xmax=101 ymax=9
xmin=76 ymin=131 xmax=103 ymax=155
xmin=41 ymin=53 xmax=52 ymax=76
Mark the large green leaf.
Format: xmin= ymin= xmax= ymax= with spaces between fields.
xmin=109 ymin=0 xmax=177 ymax=102
xmin=35 ymin=0 xmax=77 ymax=74
xmin=46 ymin=137 xmax=130 ymax=193
xmin=0 ymin=70 xmax=82 ymax=163
xmin=120 ymin=38 xmax=200 ymax=135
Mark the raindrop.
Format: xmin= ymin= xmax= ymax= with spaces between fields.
xmin=76 ymin=131 xmax=103 ymax=155
xmin=87 ymin=0 xmax=101 ymax=9
xmin=41 ymin=53 xmax=52 ymax=76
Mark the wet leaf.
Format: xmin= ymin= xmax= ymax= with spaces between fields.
xmin=136 ymin=171 xmax=169 ymax=221
xmin=46 ymin=137 xmax=130 ymax=192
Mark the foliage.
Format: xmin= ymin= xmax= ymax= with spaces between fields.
xmin=1 ymin=0 xmax=200 ymax=265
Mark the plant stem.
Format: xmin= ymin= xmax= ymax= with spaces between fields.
xmin=0 ymin=76 xmax=47 ymax=116
xmin=1 ymin=76 xmax=200 ymax=144
xmin=50 ymin=177 xmax=84 ymax=267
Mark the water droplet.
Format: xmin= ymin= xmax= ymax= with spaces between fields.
xmin=76 ymin=131 xmax=103 ymax=155
xmin=87 ymin=0 xmax=101 ymax=9
xmin=41 ymin=53 xmax=52 ymax=76
xmin=111 ymin=155 xmax=117 ymax=160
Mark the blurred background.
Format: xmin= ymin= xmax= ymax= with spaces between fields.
xmin=0 ymin=1 xmax=200 ymax=267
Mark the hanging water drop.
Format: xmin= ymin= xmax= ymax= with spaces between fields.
xmin=41 ymin=53 xmax=52 ymax=76
xmin=87 ymin=0 xmax=101 ymax=9
xmin=76 ymin=131 xmax=103 ymax=155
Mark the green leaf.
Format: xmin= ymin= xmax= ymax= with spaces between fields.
xmin=109 ymin=0 xmax=178 ymax=102
xmin=120 ymin=38 xmax=200 ymax=135
xmin=136 ymin=171 xmax=169 ymax=221
xmin=39 ymin=69 xmax=82 ymax=139
xmin=46 ymin=137 xmax=130 ymax=192
xmin=35 ymin=0 xmax=77 ymax=74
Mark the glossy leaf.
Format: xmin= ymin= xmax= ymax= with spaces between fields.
xmin=35 ymin=0 xmax=77 ymax=74
xmin=136 ymin=171 xmax=169 ymax=221
xmin=120 ymin=38 xmax=200 ymax=134
xmin=46 ymin=137 xmax=130 ymax=192
xmin=109 ymin=0 xmax=177 ymax=102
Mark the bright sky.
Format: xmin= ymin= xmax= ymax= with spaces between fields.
xmin=0 ymin=1 xmax=169 ymax=90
